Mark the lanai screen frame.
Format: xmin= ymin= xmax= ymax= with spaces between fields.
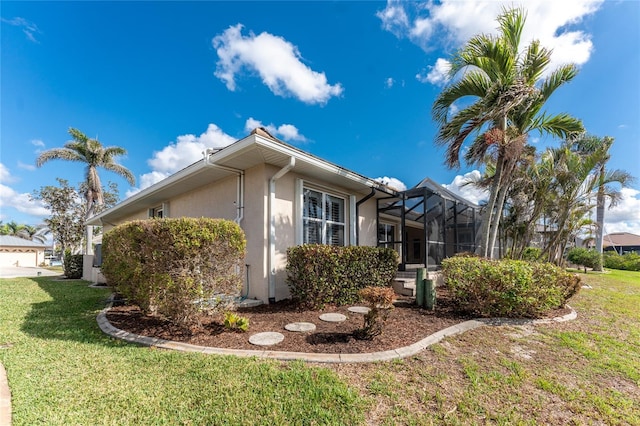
xmin=376 ymin=180 xmax=481 ymax=271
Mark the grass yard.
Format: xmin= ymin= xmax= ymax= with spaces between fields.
xmin=1 ymin=270 xmax=639 ymax=425
xmin=0 ymin=277 xmax=365 ymax=425
xmin=329 ymin=269 xmax=640 ymax=424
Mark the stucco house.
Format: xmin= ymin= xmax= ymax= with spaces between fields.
xmin=0 ymin=235 xmax=47 ymax=268
xmin=87 ymin=129 xmax=480 ymax=303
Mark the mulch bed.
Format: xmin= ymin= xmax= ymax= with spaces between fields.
xmin=105 ymin=289 xmax=571 ymax=354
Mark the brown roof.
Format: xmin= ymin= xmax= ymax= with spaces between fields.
xmin=602 ymin=232 xmax=640 ymax=247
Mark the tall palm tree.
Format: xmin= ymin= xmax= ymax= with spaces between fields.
xmin=569 ymin=135 xmax=633 ymax=269
xmin=432 ymin=7 xmax=583 ymax=258
xmin=36 ymin=127 xmax=135 ymax=254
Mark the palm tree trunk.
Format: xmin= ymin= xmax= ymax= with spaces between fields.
xmin=476 ymin=155 xmax=503 ymax=257
xmin=594 ymin=167 xmax=605 ymax=271
xmin=488 ymin=173 xmax=509 ymax=259
xmin=85 ymin=202 xmax=94 ymax=255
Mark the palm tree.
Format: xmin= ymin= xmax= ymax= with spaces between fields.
xmin=539 ymin=142 xmax=631 ymax=265
xmin=432 ymin=7 xmax=583 ymax=258
xmin=19 ymin=224 xmax=49 ymax=244
xmin=36 ymin=127 xmax=135 ymax=254
xmin=569 ymin=135 xmax=633 ymax=269
xmin=0 ymin=220 xmax=26 ymax=237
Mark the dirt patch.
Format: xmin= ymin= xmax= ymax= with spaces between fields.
xmin=105 ymin=290 xmax=571 ymax=354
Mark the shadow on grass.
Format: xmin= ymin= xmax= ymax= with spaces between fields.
xmin=20 ymin=277 xmax=114 ymax=345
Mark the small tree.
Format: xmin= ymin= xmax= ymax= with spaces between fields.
xmin=353 ymin=286 xmax=396 ymax=341
xmin=32 ymin=178 xmax=118 ymax=258
xmin=567 ymin=247 xmax=602 ymax=273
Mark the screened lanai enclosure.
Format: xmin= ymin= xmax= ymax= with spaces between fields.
xmin=377 ymin=177 xmax=482 ymax=271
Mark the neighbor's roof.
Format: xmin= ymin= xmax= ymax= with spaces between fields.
xmin=603 ymin=232 xmax=640 ymax=247
xmin=87 ymin=129 xmax=398 ymax=226
xmin=0 ymin=235 xmax=47 ymax=248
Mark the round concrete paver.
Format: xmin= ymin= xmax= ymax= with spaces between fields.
xmin=249 ymin=332 xmax=284 ymax=346
xmin=285 ymin=322 xmax=316 ymax=332
xmin=348 ymin=306 xmax=371 ymax=314
xmin=319 ymin=313 xmax=347 ymax=323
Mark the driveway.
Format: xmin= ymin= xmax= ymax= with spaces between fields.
xmin=0 ymin=266 xmax=62 ymax=279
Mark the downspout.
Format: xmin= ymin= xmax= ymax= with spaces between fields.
xmin=268 ymin=157 xmax=296 ymax=304
xmin=203 ymin=149 xmax=244 ymax=224
xmin=356 ymin=188 xmax=376 ymax=245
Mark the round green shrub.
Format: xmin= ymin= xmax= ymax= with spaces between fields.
xmin=441 ymin=256 xmax=581 ymax=318
xmin=102 ymin=218 xmax=246 ymax=326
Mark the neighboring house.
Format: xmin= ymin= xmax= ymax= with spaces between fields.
xmin=602 ymin=232 xmax=640 ymax=254
xmin=0 ymin=235 xmax=47 ymax=268
xmin=87 ymin=129 xmax=480 ymax=303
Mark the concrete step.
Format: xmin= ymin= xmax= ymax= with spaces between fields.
xmin=392 ymin=278 xmax=415 ymax=297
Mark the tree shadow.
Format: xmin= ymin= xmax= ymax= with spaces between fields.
xmin=20 ymin=277 xmax=115 ymax=345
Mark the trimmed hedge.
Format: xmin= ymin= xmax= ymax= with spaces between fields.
xmin=63 ymin=252 xmax=83 ymax=279
xmin=102 ymin=218 xmax=246 ymax=326
xmin=604 ymin=252 xmax=640 ymax=271
xmin=441 ymin=256 xmax=581 ymax=318
xmin=286 ymin=245 xmax=399 ymax=309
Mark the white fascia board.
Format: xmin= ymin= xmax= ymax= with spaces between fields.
xmin=251 ymin=135 xmax=389 ymax=192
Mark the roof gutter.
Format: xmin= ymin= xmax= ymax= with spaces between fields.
xmin=268 ymin=156 xmax=296 ymax=304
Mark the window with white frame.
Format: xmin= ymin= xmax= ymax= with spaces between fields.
xmin=378 ymin=223 xmax=396 ymax=248
xmin=303 ymin=188 xmax=345 ymax=246
xmin=149 ymin=205 xmax=164 ymax=218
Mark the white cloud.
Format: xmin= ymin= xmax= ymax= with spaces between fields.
xmin=0 ymin=163 xmax=49 ymax=217
xmin=378 ymin=0 xmax=603 ymax=82
xmin=243 ymin=118 xmax=307 ymax=142
xmin=602 ymin=187 xmax=640 ymax=235
xmin=1 ymin=17 xmax=41 ymax=43
xmin=127 ymin=124 xmax=236 ymax=197
xmin=443 ymin=170 xmax=488 ymax=205
xmin=375 ymin=176 xmax=407 ymax=192
xmin=31 ymin=139 xmax=45 ymax=148
xmin=416 ymin=58 xmax=451 ymax=85
xmin=0 ymin=163 xmax=15 ymax=183
xmin=213 ymin=24 xmax=343 ymax=105
xmin=385 ymin=77 xmax=394 ymax=88
xmin=17 ymin=161 xmax=36 ymax=171
xmin=376 ymin=3 xmax=409 ymax=38
xmin=0 ymin=184 xmax=50 ymax=217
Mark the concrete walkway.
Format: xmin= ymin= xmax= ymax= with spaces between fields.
xmin=0 ymin=362 xmax=11 ymax=425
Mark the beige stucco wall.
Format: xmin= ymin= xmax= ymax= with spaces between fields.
xmin=96 ymin=163 xmax=385 ymax=304
xmin=358 ymin=198 xmax=378 ymax=247
xmin=170 ymin=175 xmax=238 ymax=220
xmin=241 ymin=164 xmax=268 ymax=302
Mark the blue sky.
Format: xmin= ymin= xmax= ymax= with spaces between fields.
xmin=1 ymin=0 xmax=639 ymax=234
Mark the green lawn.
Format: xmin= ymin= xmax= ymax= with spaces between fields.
xmin=328 ymin=269 xmax=640 ymax=424
xmin=1 ymin=270 xmax=639 ymax=425
xmin=0 ymin=277 xmax=365 ymax=425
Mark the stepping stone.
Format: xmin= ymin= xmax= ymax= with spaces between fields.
xmin=319 ymin=313 xmax=347 ymax=323
xmin=284 ymin=322 xmax=316 ymax=332
xmin=249 ymin=332 xmax=284 ymax=346
xmin=348 ymin=306 xmax=371 ymax=314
